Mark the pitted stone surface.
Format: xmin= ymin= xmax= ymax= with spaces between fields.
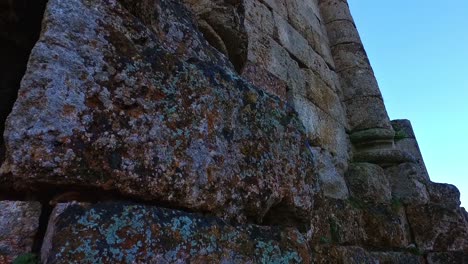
xmin=41 ymin=202 xmax=311 ymax=264
xmin=2 ymin=0 xmax=316 ymax=222
xmin=0 ymin=201 xmax=42 ymax=262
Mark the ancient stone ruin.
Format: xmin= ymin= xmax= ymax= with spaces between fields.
xmin=0 ymin=0 xmax=467 ymax=263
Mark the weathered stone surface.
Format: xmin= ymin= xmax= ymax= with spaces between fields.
xmin=385 ymin=162 xmax=430 ymax=205
xmin=310 ymin=198 xmax=410 ymax=249
xmin=300 ymin=69 xmax=347 ymax=125
xmin=2 ymin=0 xmax=316 ymax=222
xmin=290 ymin=95 xmax=349 ymax=161
xmin=427 ymin=252 xmax=468 ymax=264
xmin=406 ymin=204 xmax=468 ymax=252
xmin=313 ymin=246 xmax=425 ymax=264
xmin=318 ymin=0 xmax=354 ymax=24
xmin=346 ymin=163 xmax=392 ymax=204
xmin=182 ymin=0 xmax=248 ymax=72
xmin=41 ymin=202 xmax=311 ymax=263
xmin=313 ymin=246 xmax=375 ymax=264
xmin=310 ymin=147 xmax=349 ymax=200
xmin=286 ymin=0 xmax=335 ymax=67
xmin=392 ymin=119 xmax=430 ymax=181
xmin=326 ymin=19 xmax=361 ymax=46
xmin=339 ymin=67 xmax=383 ymax=101
xmin=428 ymin=182 xmax=462 ymax=210
xmin=345 ymin=96 xmax=393 ymax=131
xmin=0 ymin=201 xmax=42 ymax=262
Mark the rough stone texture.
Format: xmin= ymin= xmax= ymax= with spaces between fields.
xmin=406 ymin=204 xmax=468 ymax=252
xmin=385 ymin=163 xmax=430 ymax=205
xmin=346 ymin=163 xmax=392 ymax=204
xmin=0 ymin=0 xmax=467 ymax=262
xmin=427 ymin=252 xmax=468 ymax=264
xmin=313 ymin=246 xmax=425 ymax=264
xmin=392 ymin=119 xmax=430 ymax=181
xmin=0 ymin=201 xmax=42 ymax=262
xmin=2 ymin=0 xmax=316 ymax=223
xmin=310 ymin=198 xmax=411 ymax=249
xmin=41 ymin=202 xmax=311 ymax=263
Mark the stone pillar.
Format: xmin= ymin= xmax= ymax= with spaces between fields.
xmin=318 ymin=0 xmax=411 ymax=166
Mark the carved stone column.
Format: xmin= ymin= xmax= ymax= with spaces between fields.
xmin=318 ymin=0 xmax=412 ymax=166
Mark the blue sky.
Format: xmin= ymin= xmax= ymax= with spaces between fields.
xmin=348 ymin=1 xmax=468 ymax=207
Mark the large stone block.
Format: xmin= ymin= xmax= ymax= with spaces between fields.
xmin=427 ymin=252 xmax=468 ymax=264
xmin=0 ymin=201 xmax=42 ymax=262
xmin=318 ymin=0 xmax=354 ymax=24
xmin=392 ymin=119 xmax=430 ymax=180
xmin=406 ymin=204 xmax=468 ymax=252
xmin=2 ymin=0 xmax=317 ymax=222
xmin=244 ymin=0 xmax=275 ymax=36
xmin=289 ymin=95 xmax=349 ymax=161
xmin=286 ymin=0 xmax=335 ymax=67
xmin=326 ymin=19 xmax=361 ymax=46
xmin=345 ymin=96 xmax=393 ymax=131
xmin=309 ymin=147 xmax=349 ymax=200
xmin=332 ymin=42 xmax=371 ymax=72
xmin=310 ymin=198 xmax=410 ymax=249
xmin=314 ymin=246 xmax=424 ymax=264
xmin=346 ymin=163 xmax=392 ymax=204
xmin=41 ymin=202 xmax=311 ymax=263
xmin=338 ymin=67 xmax=383 ymax=101
xmin=299 ymin=69 xmax=347 ymax=125
xmin=385 ymin=163 xmax=430 ymax=205
xmin=261 ymin=0 xmax=288 ymax=18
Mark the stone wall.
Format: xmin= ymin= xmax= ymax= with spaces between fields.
xmin=0 ymin=0 xmax=467 ymax=263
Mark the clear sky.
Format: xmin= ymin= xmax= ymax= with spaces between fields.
xmin=348 ymin=1 xmax=468 ymax=207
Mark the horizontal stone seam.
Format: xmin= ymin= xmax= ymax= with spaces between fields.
xmin=335 ymin=64 xmax=373 ymax=74
xmin=324 ymin=18 xmax=355 ymax=28
xmin=342 ymin=94 xmax=384 ymax=104
xmin=300 ymin=96 xmax=349 ymax=128
xmin=330 ymin=40 xmax=363 ymax=49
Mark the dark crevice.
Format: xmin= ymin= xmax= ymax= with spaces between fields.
xmin=197 ymin=2 xmax=248 ymax=73
xmin=0 ymin=0 xmax=48 ymax=163
xmin=262 ymin=200 xmax=309 ymax=233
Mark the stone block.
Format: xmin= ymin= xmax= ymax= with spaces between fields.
xmin=311 ymin=198 xmax=410 ymax=249
xmin=309 ymin=147 xmax=349 ymax=200
xmin=244 ymin=0 xmax=275 ymax=35
xmin=41 ymin=202 xmax=311 ymax=263
xmin=310 ymin=198 xmax=365 ymax=245
xmin=289 ymin=95 xmax=349 ymax=161
xmin=319 ymin=0 xmax=354 ymax=24
xmin=346 ymin=163 xmax=392 ymax=204
xmin=392 ymin=119 xmax=430 ymax=180
xmin=286 ymin=0 xmax=335 ymax=67
xmin=339 ymin=67 xmax=382 ymax=100
xmin=406 ymin=204 xmax=468 ymax=252
xmin=345 ymin=96 xmax=392 ymax=131
xmin=316 ymin=248 xmax=425 ymax=264
xmin=428 ymin=182 xmax=461 ymax=210
xmin=241 ymin=62 xmax=288 ymax=100
xmin=326 ymin=19 xmax=361 ymax=46
xmin=299 ymin=69 xmax=347 ymax=125
xmin=3 ymin=0 xmax=316 ymax=222
xmin=370 ymin=252 xmax=425 ymax=264
xmin=262 ymin=0 xmax=288 ymax=18
xmin=332 ymin=43 xmax=371 ymax=72
xmin=427 ymin=252 xmax=468 ymax=264
xmin=0 ymin=201 xmax=42 ymax=262
xmin=313 ymin=246 xmax=375 ymax=264
xmin=273 ymin=13 xmax=313 ymax=68
xmin=392 ymin=119 xmax=416 ymax=139
xmin=385 ymin=162 xmax=430 ymax=205
xmin=360 ymin=204 xmax=411 ymax=249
